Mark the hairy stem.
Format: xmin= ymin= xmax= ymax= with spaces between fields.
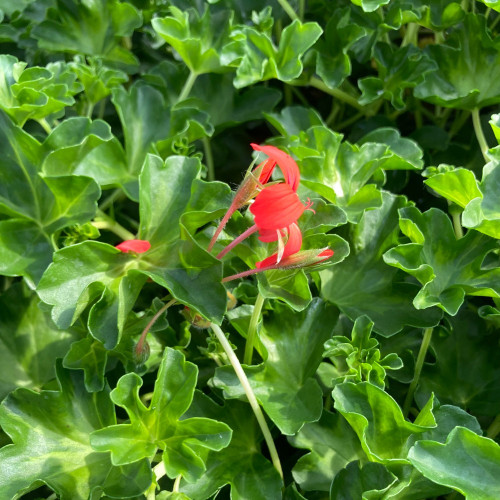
xmin=403 ymin=327 xmax=433 ymax=417
xmin=472 ymin=108 xmax=490 ymax=163
xmin=244 ymin=293 xmax=265 ymax=365
xmin=210 ymin=323 xmax=283 ymax=479
xmin=216 ymin=224 xmax=259 ymax=259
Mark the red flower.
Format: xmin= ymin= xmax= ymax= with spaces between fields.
xmin=250 ymin=143 xmax=300 ymax=191
xmin=115 ymin=239 xmax=151 ymax=254
xmin=256 ymin=223 xmax=302 ymax=268
xmin=250 ymin=183 xmax=314 ymax=231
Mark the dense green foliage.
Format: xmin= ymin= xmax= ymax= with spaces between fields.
xmin=0 ymin=0 xmax=499 ymax=499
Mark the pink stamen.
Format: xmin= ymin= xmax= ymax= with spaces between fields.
xmin=304 ymin=198 xmax=315 ymax=214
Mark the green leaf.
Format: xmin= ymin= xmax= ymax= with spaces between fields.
xmin=179 ymin=391 xmax=283 ymax=500
xmin=212 ymin=299 xmax=339 ymax=434
xmin=415 ymin=14 xmax=500 ymax=109
xmin=222 ymin=20 xmax=322 ymax=88
xmin=352 ymin=0 xmax=391 ymax=13
xmin=0 ymin=55 xmax=82 ymax=125
xmin=383 ymin=206 xmax=500 ymax=315
xmin=90 ymin=348 xmax=232 ymax=482
xmin=425 ymin=156 xmax=500 ymax=239
xmin=0 ymin=282 xmax=77 ymax=399
xmin=330 ymin=461 xmax=397 ymax=500
xmin=333 ymin=382 xmax=435 ymax=464
xmin=315 ymin=7 xmax=367 ymax=89
xmin=152 ymin=6 xmax=233 ymax=75
xmin=409 ymin=427 xmax=500 ymax=500
xmin=417 ymin=310 xmax=500 ymax=417
xmin=288 ymin=410 xmax=365 ymax=492
xmin=321 ymin=192 xmax=442 ymax=336
xmin=358 ymin=44 xmax=437 ymax=110
xmin=32 ymin=0 xmax=142 ymax=71
xmin=0 ymin=361 xmax=152 ymax=499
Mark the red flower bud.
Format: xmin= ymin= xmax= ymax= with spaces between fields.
xmin=116 ymin=239 xmax=151 ymax=253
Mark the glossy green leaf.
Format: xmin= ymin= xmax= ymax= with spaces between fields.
xmin=90 ymin=348 xmax=232 ymax=482
xmin=321 ymin=192 xmax=442 ymax=336
xmin=288 ymin=410 xmax=364 ymax=492
xmin=0 ymin=55 xmax=82 ymax=125
xmin=222 ymin=20 xmax=322 ymax=88
xmin=213 ymin=299 xmax=339 ymax=434
xmin=359 ymin=44 xmax=437 ymax=110
xmin=0 ymin=361 xmax=152 ymax=499
xmin=425 ymin=156 xmax=500 ymax=239
xmin=333 ymin=382 xmax=436 ymax=464
xmin=0 ymin=282 xmax=77 ymax=399
xmin=32 ymin=0 xmax=142 ymax=70
xmin=352 ymin=0 xmax=391 ymax=12
xmin=152 ymin=6 xmax=233 ymax=75
xmin=330 ymin=461 xmax=397 ymax=500
xmin=179 ymin=391 xmax=283 ymax=500
xmin=383 ymin=206 xmax=500 ymax=315
xmin=415 ymin=14 xmax=500 ymax=109
xmin=409 ymin=427 xmax=500 ymax=499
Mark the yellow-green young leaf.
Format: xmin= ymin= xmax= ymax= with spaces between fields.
xmin=409 ymin=427 xmax=500 ymax=500
xmin=0 ymin=362 xmax=152 ymax=499
xmin=383 ymin=206 xmax=500 ymax=315
xmin=90 ymin=348 xmax=232 ymax=483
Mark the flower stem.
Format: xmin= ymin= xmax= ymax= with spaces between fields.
xmin=216 ymin=224 xmax=259 ymax=259
xmin=92 ymin=210 xmax=135 ymax=240
xmin=452 ymin=212 xmax=464 ymax=239
xmin=472 ymin=108 xmax=490 ymax=163
xmin=401 ymin=22 xmax=419 ymax=47
xmin=276 ymin=0 xmax=299 ymax=21
xmin=38 ymin=118 xmax=53 ymax=134
xmin=172 ymin=475 xmax=182 ymax=493
xmin=208 ymin=205 xmax=236 ymax=252
xmin=136 ymin=299 xmax=177 ymax=356
xmin=178 ymin=71 xmax=198 ymax=102
xmin=210 ymin=323 xmax=283 ymax=480
xmin=244 ymin=293 xmax=265 ymax=365
xmin=403 ymin=327 xmax=433 ymax=418
xmin=309 ymin=76 xmax=364 ymax=111
xmin=202 ymin=136 xmax=215 ymax=181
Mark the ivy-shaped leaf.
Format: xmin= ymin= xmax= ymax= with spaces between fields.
xmin=358 ymin=43 xmax=437 ymax=110
xmin=179 ymin=391 xmax=283 ymax=499
xmin=409 ymin=427 xmax=500 ymax=500
xmin=424 ymin=155 xmax=500 ymax=239
xmin=321 ymin=192 xmax=442 ymax=336
xmin=0 ymin=361 xmax=152 ymax=499
xmin=415 ymin=14 xmax=500 ymax=109
xmin=213 ymin=299 xmax=339 ymax=434
xmin=222 ymin=20 xmax=322 ymax=88
xmin=37 ymin=155 xmax=228 ymax=348
xmin=90 ymin=348 xmax=232 ymax=482
xmin=32 ymin=0 xmax=142 ymax=71
xmin=383 ymin=206 xmax=500 ymax=315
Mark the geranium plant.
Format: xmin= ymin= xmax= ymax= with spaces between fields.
xmin=0 ymin=1 xmax=499 ymax=499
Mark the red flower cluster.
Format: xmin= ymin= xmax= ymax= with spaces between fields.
xmin=210 ymin=143 xmax=334 ymax=280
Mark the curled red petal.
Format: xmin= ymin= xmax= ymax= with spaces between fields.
xmin=251 ymin=143 xmax=300 ymax=191
xmin=256 ymin=223 xmax=302 ymax=268
xmin=255 ymin=159 xmax=277 ymax=185
xmin=318 ymin=249 xmax=334 ymax=259
xmin=258 ymin=228 xmax=282 ymax=242
xmin=250 ymin=184 xmax=305 ymax=230
xmin=116 ymin=239 xmax=151 ymax=254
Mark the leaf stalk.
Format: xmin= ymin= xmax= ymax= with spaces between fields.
xmin=244 ymin=293 xmax=265 ymax=365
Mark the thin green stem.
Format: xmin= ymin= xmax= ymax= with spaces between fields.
xmin=336 ymin=111 xmax=364 ymax=131
xmin=491 ymin=13 xmax=500 ymax=30
xmin=38 ymin=118 xmax=53 ymax=135
xmin=309 ymin=76 xmax=364 ymax=111
xmin=487 ymin=414 xmax=500 ymax=439
xmin=202 ymin=137 xmax=215 ymax=181
xmin=178 ymin=71 xmax=198 ymax=102
xmin=276 ymin=0 xmax=299 ymax=21
xmin=92 ymin=210 xmax=135 ymax=240
xmin=449 ymin=109 xmax=470 ymax=138
xmin=136 ymin=299 xmax=177 ymax=359
xmin=472 ymin=108 xmax=490 ymax=163
xmin=210 ymin=324 xmax=284 ymax=480
xmin=172 ymin=475 xmax=182 ymax=493
xmin=99 ymin=189 xmax=124 ymax=212
xmin=403 ymin=327 xmax=433 ymax=417
xmin=485 ymin=7 xmax=492 ymax=19
xmin=298 ymin=0 xmax=305 ymax=20
xmin=452 ymin=211 xmax=464 ymax=239
xmin=85 ymin=100 xmax=94 ymax=118
xmin=401 ymin=22 xmax=419 ymax=47
xmin=244 ymin=293 xmax=265 ymax=365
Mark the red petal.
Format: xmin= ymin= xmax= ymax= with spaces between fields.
xmin=255 ymin=159 xmax=277 ymax=184
xmin=250 ymin=184 xmax=305 ymax=230
xmin=318 ymin=249 xmax=334 ymax=258
xmin=256 ymin=223 xmax=302 ymax=268
xmin=116 ymin=239 xmax=151 ymax=253
xmin=251 ymin=143 xmax=300 ymax=191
